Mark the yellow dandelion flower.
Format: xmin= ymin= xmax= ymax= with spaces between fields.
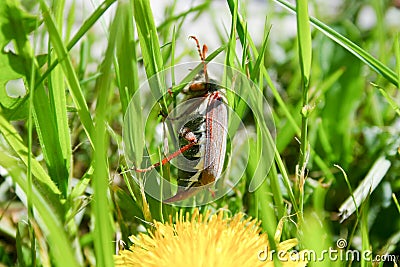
xmin=115 ymin=209 xmax=307 ymax=267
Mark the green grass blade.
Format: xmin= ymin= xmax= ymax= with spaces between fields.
xmin=222 ymin=4 xmax=301 ymax=214
xmin=15 ymin=223 xmax=26 ymax=267
xmin=47 ymin=0 xmax=71 ymax=196
xmin=338 ymin=156 xmax=391 ymax=222
xmin=393 ymin=193 xmax=400 ymax=215
xmin=296 ymin=0 xmax=312 ymax=216
xmin=91 ymin=2 xmax=125 ymax=266
xmin=66 ymin=0 xmax=116 ymax=51
xmin=0 ymin=114 xmax=63 ymax=212
xmin=36 ymin=0 xmax=116 ymax=87
xmin=226 ymin=0 xmax=245 ymax=51
xmin=302 ymin=210 xmax=333 ymax=266
xmin=4 ymin=0 xmax=69 ymax=196
xmin=274 ymin=0 xmax=398 ymax=86
xmin=250 ymin=26 xmax=269 ymax=81
xmin=40 ymin=0 xmax=95 ymax=146
xmin=156 ymin=2 xmax=210 ymax=32
xmin=360 ymin=199 xmax=370 ymax=267
xmin=27 ymin=9 xmax=38 ymax=265
xmin=170 ymin=26 xmax=176 ymax=84
xmin=395 ymin=33 xmax=400 ymax=88
xmin=0 ymin=148 xmax=79 ymax=267
xmin=133 ymin=0 xmax=164 ymax=94
xmin=335 ymin=164 xmax=359 ymax=219
xmin=225 ymin=0 xmax=237 ymax=69
xmin=225 ymin=0 xmax=335 ymax=196
xmin=372 ymin=83 xmax=400 ymax=116
xmin=116 ymin=0 xmax=138 ymax=114
xmin=276 ymin=67 xmax=344 ymax=152
xmin=32 ymin=87 xmax=69 ymax=193
xmin=296 ymin=0 xmax=312 ymax=85
xmin=131 ymin=0 xmax=166 ymax=219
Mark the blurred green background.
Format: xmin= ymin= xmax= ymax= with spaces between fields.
xmin=0 ymin=0 xmax=399 ymax=266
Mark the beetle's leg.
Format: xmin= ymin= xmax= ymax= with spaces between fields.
xmin=131 ymin=128 xmax=198 ymax=173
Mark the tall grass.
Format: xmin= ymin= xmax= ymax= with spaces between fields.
xmin=0 ymin=0 xmax=399 ymax=266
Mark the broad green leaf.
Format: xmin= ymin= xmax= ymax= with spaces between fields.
xmin=0 ymin=0 xmax=37 ymax=45
xmin=2 ymin=0 xmax=70 ymax=194
xmin=0 ymin=0 xmax=38 ymax=120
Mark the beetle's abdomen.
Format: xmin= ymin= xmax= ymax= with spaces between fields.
xmin=177 ymin=116 xmax=206 ymax=188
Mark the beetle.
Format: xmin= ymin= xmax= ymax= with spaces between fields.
xmin=133 ymin=36 xmax=228 ymax=203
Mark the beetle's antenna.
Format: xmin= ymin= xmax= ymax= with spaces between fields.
xmin=189 ymin=36 xmax=208 ymax=82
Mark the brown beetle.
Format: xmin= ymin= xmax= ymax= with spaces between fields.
xmin=133 ymin=37 xmax=228 ymax=203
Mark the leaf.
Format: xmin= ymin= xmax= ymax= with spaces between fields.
xmin=296 ymin=0 xmax=312 ymax=84
xmin=0 ymin=52 xmax=28 ymax=120
xmin=0 ymin=145 xmax=79 ymax=267
xmin=0 ymin=0 xmax=39 ymax=121
xmin=40 ymin=0 xmax=95 ymax=147
xmin=133 ymin=0 xmax=164 ymax=96
xmin=0 ymin=52 xmax=45 ymax=121
xmin=0 ymin=0 xmax=38 ymax=46
xmin=274 ymin=0 xmax=398 ymax=86
xmin=0 ymin=114 xmax=61 ymax=195
xmin=338 ymin=156 xmax=391 ymax=222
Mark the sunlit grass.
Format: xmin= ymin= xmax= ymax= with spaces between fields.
xmin=0 ymin=0 xmax=399 ymax=266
